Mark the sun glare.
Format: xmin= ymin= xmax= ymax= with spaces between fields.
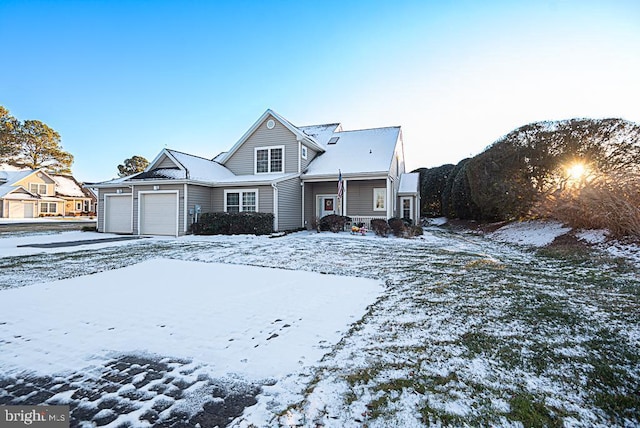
xmin=567 ymin=162 xmax=586 ymax=181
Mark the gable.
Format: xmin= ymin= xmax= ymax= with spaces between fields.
xmin=149 ymin=152 xmax=181 ymax=170
xmin=223 ymin=114 xmax=300 ymax=175
xmin=14 ymin=170 xmax=56 ymax=196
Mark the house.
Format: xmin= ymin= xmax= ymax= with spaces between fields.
xmin=51 ymin=174 xmax=97 ymax=216
xmin=93 ymin=109 xmax=420 ymax=236
xmin=0 ymin=168 xmax=96 ymax=218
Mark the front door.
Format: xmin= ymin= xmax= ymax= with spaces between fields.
xmin=317 ymin=195 xmax=337 ymax=218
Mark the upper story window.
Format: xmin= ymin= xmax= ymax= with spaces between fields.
xmin=301 ymin=145 xmax=308 ymax=160
xmin=255 ymin=146 xmax=284 ymax=174
xmin=29 ymin=183 xmax=47 ymax=195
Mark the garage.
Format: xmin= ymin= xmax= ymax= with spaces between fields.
xmin=104 ymin=194 xmax=132 ymax=234
xmin=139 ymin=192 xmax=178 ymax=236
xmin=7 ymin=201 xmax=34 ymax=218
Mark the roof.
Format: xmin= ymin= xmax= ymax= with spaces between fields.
xmin=0 ymin=170 xmax=34 ymax=185
xmin=0 ymin=170 xmax=39 ymax=199
xmin=298 ymin=123 xmax=342 ymax=147
xmin=165 ymin=149 xmax=236 ymax=181
xmin=398 ymin=172 xmax=420 ymax=194
xmin=51 ymin=174 xmax=89 ymax=198
xmin=302 ymin=126 xmax=402 ymax=177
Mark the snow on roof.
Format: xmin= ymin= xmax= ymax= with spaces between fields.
xmin=0 ymin=170 xmax=39 ymax=198
xmin=52 ymin=175 xmax=87 ymax=198
xmin=0 ymin=170 xmax=35 ymax=184
xmin=398 ymin=173 xmax=420 ymax=194
xmin=299 ymin=124 xmax=342 ymax=147
xmin=166 ymin=149 xmax=236 ymax=181
xmin=303 ymin=127 xmax=401 ymax=177
xmin=215 ymin=172 xmax=299 ymax=185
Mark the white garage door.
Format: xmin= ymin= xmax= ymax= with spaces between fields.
xmin=105 ymin=195 xmax=132 ymax=234
xmin=140 ymin=193 xmax=178 ymax=236
xmin=23 ymin=202 xmax=34 ymax=218
xmin=8 ymin=202 xmax=24 ymax=218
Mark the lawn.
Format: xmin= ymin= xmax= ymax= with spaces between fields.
xmin=0 ymin=225 xmax=638 ymax=427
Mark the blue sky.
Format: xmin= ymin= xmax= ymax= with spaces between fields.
xmin=1 ymin=0 xmax=639 ymax=182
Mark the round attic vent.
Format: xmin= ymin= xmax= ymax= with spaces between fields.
xmin=266 ymin=119 xmax=275 ymax=129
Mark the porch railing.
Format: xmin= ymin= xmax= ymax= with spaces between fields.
xmin=347 ymin=216 xmax=386 ymax=229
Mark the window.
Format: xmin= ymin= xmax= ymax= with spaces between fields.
xmin=255 ymin=146 xmax=284 ymax=173
xmin=373 ymin=188 xmax=386 ymax=211
xmin=29 ymin=183 xmax=47 ymax=195
xmin=301 ymin=145 xmax=308 ymax=160
xmin=402 ymin=198 xmax=412 ymax=219
xmin=40 ymin=202 xmax=57 ymax=213
xmin=224 ymin=190 xmax=258 ymax=213
xmin=328 ymin=137 xmax=339 ymax=145
xmin=76 ymin=202 xmax=83 ymax=210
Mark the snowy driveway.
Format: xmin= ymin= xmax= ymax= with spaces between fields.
xmin=0 ymin=228 xmax=639 ymax=427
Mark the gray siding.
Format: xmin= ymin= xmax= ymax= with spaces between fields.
xmin=303 ymin=183 xmax=314 ymax=228
xmin=186 ymin=184 xmax=211 ymax=231
xmin=345 ymin=179 xmax=387 ymax=217
xmin=97 ymin=187 xmax=131 ymax=233
xmin=212 ymin=188 xmax=224 ymax=212
xmin=301 ymin=145 xmax=320 ymax=172
xmin=224 ymin=115 xmax=299 ymax=175
xmin=276 ymin=177 xmax=302 ymax=231
xmin=132 ymin=184 xmax=185 ymax=235
xmin=157 ymin=154 xmax=178 ymax=169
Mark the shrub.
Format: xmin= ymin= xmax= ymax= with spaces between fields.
xmin=388 ymin=217 xmax=409 ymax=237
xmin=81 ymin=225 xmax=97 ymax=232
xmin=318 ymin=214 xmax=351 ymax=232
xmin=534 ymin=170 xmax=640 ymax=239
xmin=409 ymin=225 xmax=424 ymax=236
xmin=371 ymin=219 xmax=391 ymax=237
xmin=192 ymin=212 xmax=274 ymax=235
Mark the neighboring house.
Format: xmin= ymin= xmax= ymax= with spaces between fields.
xmin=93 ymin=109 xmax=420 ymax=236
xmin=51 ymin=174 xmax=97 ymax=216
xmin=0 ymin=169 xmax=96 ymax=218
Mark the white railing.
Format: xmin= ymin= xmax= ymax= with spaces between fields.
xmin=347 ymin=216 xmax=386 ymax=229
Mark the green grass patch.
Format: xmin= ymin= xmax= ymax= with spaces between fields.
xmin=507 ymin=393 xmax=563 ymax=428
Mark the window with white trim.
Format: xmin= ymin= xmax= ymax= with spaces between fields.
xmin=40 ymin=202 xmax=57 ymax=213
xmin=76 ymin=202 xmax=83 ymax=210
xmin=224 ymin=190 xmax=258 ymax=213
xmin=373 ymin=188 xmax=386 ymax=211
xmin=29 ymin=183 xmax=47 ymax=195
xmin=255 ymin=146 xmax=284 ymax=173
xmin=301 ymin=145 xmax=308 ymax=160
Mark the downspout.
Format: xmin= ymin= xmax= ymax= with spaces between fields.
xmin=272 ymin=182 xmax=279 ymax=232
xmin=301 ymin=181 xmax=305 ymax=229
xmin=386 ymin=177 xmax=392 ymax=219
xmin=183 ymin=183 xmax=188 ymax=234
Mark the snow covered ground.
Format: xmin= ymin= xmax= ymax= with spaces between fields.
xmin=0 ymin=224 xmax=638 ymax=427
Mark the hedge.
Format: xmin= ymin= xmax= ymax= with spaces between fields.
xmin=192 ymin=212 xmax=274 ymax=235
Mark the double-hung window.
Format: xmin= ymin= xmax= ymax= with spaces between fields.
xmin=255 ymin=146 xmax=284 ymax=174
xmin=40 ymin=202 xmax=57 ymax=213
xmin=30 ymin=183 xmax=47 ymax=195
xmin=225 ymin=190 xmax=258 ymax=213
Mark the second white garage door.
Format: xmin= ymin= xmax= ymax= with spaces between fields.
xmin=139 ymin=192 xmax=178 ymax=236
